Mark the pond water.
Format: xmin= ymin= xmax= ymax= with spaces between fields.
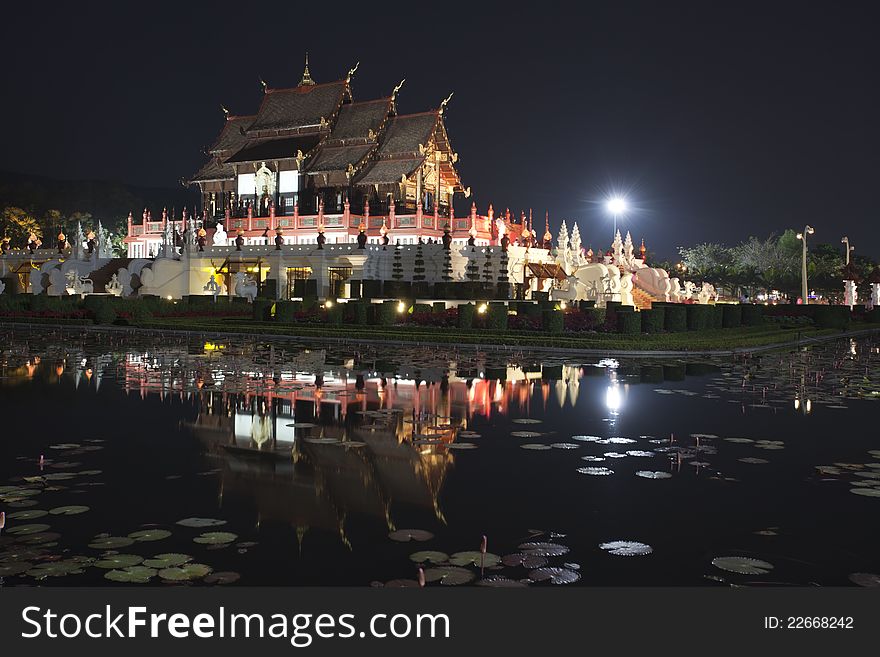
xmin=1 ymin=326 xmax=878 ymax=587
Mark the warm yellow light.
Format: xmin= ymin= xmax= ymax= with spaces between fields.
xmin=324 ymin=300 xmax=333 ymax=309
xmin=397 ymin=301 xmax=406 ymax=313
xmin=477 ymin=303 xmax=488 ymax=314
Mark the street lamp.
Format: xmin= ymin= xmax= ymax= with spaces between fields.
xmin=796 ymin=225 xmax=815 ymax=304
xmin=605 ymin=196 xmax=628 ymax=239
xmin=840 ymin=236 xmax=854 ymax=265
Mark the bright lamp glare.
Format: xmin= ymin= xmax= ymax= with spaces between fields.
xmin=606 ymin=197 xmax=628 ymax=216
xmin=605 ymin=384 xmax=622 ymax=412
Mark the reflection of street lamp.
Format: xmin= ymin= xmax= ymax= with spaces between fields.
xmin=796 ymin=225 xmax=814 ymax=304
xmin=605 ymin=196 xmax=628 ymax=239
xmin=840 ymin=236 xmax=853 ymax=265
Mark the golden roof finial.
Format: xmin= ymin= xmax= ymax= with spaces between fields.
xmin=392 ymin=78 xmax=406 ymax=99
xmin=300 ymin=52 xmax=315 ymax=86
xmin=346 ymin=61 xmax=360 ymax=83
xmin=259 ymin=77 xmax=268 ymax=93
xmin=220 ymin=104 xmax=230 ymax=118
xmin=439 ymin=92 xmax=454 ymax=115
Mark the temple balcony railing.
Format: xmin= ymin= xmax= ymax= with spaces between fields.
xmin=127 ymin=212 xmax=494 ymax=237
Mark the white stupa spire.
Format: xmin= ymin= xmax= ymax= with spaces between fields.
xmin=557 ymin=220 xmax=569 ymax=254
xmin=570 ymin=223 xmax=583 ymax=266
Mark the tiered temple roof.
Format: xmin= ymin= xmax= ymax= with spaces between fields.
xmin=188 ymin=59 xmax=463 ymax=196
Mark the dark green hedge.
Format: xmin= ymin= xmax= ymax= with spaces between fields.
xmin=487 ymin=302 xmax=508 ymax=330
xmin=722 ymin=304 xmax=742 ymax=328
xmin=686 ymin=305 xmax=713 ymax=331
xmin=378 ymin=300 xmax=400 ymax=326
xmin=275 ymin=300 xmax=302 ymax=322
xmin=741 ymin=304 xmax=764 ymax=326
xmin=813 ymin=306 xmax=851 ymax=329
xmin=641 ymin=308 xmax=664 ymax=333
xmin=542 ymin=309 xmax=564 ymax=334
xmin=252 ymin=298 xmax=274 ymax=321
xmin=458 ymin=303 xmax=475 ymax=329
xmin=617 ymin=310 xmax=641 ymax=334
xmin=663 ymin=304 xmax=687 ymax=332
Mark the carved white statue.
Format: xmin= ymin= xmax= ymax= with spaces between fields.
xmin=105 ymin=273 xmax=123 ymax=296
xmin=233 ymin=271 xmax=258 ymax=302
xmin=65 ymin=269 xmax=94 ymax=297
xmin=212 ymin=222 xmax=228 ymax=246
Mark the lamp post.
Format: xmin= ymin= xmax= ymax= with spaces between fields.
xmin=796 ymin=225 xmax=814 ymax=304
xmin=605 ymin=197 xmax=628 ymax=240
xmin=840 ymin=236 xmax=853 ymax=265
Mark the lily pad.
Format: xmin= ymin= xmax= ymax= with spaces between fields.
xmin=849 ymin=488 xmax=880 ymax=498
xmin=388 ymin=529 xmax=434 ymax=542
xmin=599 ymin=540 xmax=654 ymax=557
xmin=423 ymin=566 xmax=475 ymax=586
xmin=6 ymin=523 xmax=51 ymax=535
xmin=502 ymin=553 xmax=548 ymax=569
xmin=204 ymin=571 xmax=241 ymax=585
xmin=577 ymin=466 xmax=614 ymax=475
xmin=88 ymin=536 xmax=135 ymax=550
xmin=848 ymin=572 xmax=880 ymax=587
xmin=476 ymin=576 xmax=528 ymax=587
xmin=193 ymin=532 xmax=238 ymax=545
xmin=528 ymin=567 xmax=581 ymax=584
xmin=448 ymin=551 xmax=501 ymax=567
xmin=129 ymin=529 xmax=172 ymax=542
xmin=711 ymin=556 xmax=774 ymax=575
xmin=521 ymin=444 xmax=552 ymax=450
xmin=0 ymin=561 xmax=32 ymax=577
xmin=8 ymin=510 xmax=48 ymax=520
xmin=176 ymin=517 xmax=227 ymax=528
xmin=511 ymin=431 xmax=542 ymax=438
xmin=159 ymin=563 xmax=213 ymax=581
xmin=95 ymin=554 xmax=145 ymax=569
xmin=143 ymin=553 xmax=192 ymax=568
xmin=104 ymin=566 xmax=157 ymax=583
xmin=518 ymin=542 xmax=570 ymax=557
xmin=636 ymin=471 xmax=672 ymax=479
xmin=409 ymin=551 xmax=449 ymax=564
xmin=49 ymin=505 xmax=90 ymax=516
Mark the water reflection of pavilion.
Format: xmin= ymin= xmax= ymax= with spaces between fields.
xmin=188 ymin=390 xmax=454 ymax=546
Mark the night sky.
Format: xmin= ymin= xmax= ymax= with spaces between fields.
xmin=2 ymin=2 xmax=877 ymax=259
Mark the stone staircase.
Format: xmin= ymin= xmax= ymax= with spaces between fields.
xmin=88 ymin=258 xmax=132 ymax=292
xmin=631 ymin=286 xmax=658 ymax=311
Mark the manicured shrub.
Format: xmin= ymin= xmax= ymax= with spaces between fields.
xmin=641 ymin=308 xmax=664 ymax=333
xmin=814 ymin=306 xmax=850 ymax=329
xmin=867 ymin=308 xmax=880 ymax=323
xmin=457 ymin=303 xmax=475 ymax=329
xmin=564 ymin=308 xmax=605 ymax=332
xmin=664 ymin=304 xmax=687 ymax=332
xmin=93 ymin=303 xmax=117 ymax=325
xmin=740 ymin=303 xmax=764 ymax=326
xmin=353 ymin=301 xmax=368 ymax=325
xmin=617 ymin=309 xmax=641 ymax=334
xmin=487 ymin=302 xmax=508 ymax=330
xmin=252 ymin=298 xmax=274 ymax=321
xmin=378 ymin=300 xmax=399 ymax=326
xmin=686 ymin=304 xmax=712 ymax=331
xmin=708 ymin=305 xmax=723 ymax=329
xmin=324 ymin=303 xmax=343 ymax=325
xmin=432 ymin=301 xmax=446 ymax=313
xmin=722 ymin=304 xmax=742 ymax=328
xmin=542 ymin=308 xmax=564 ymax=334
xmin=275 ymin=301 xmax=301 ymax=323
xmin=413 ymin=303 xmax=433 ymax=315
